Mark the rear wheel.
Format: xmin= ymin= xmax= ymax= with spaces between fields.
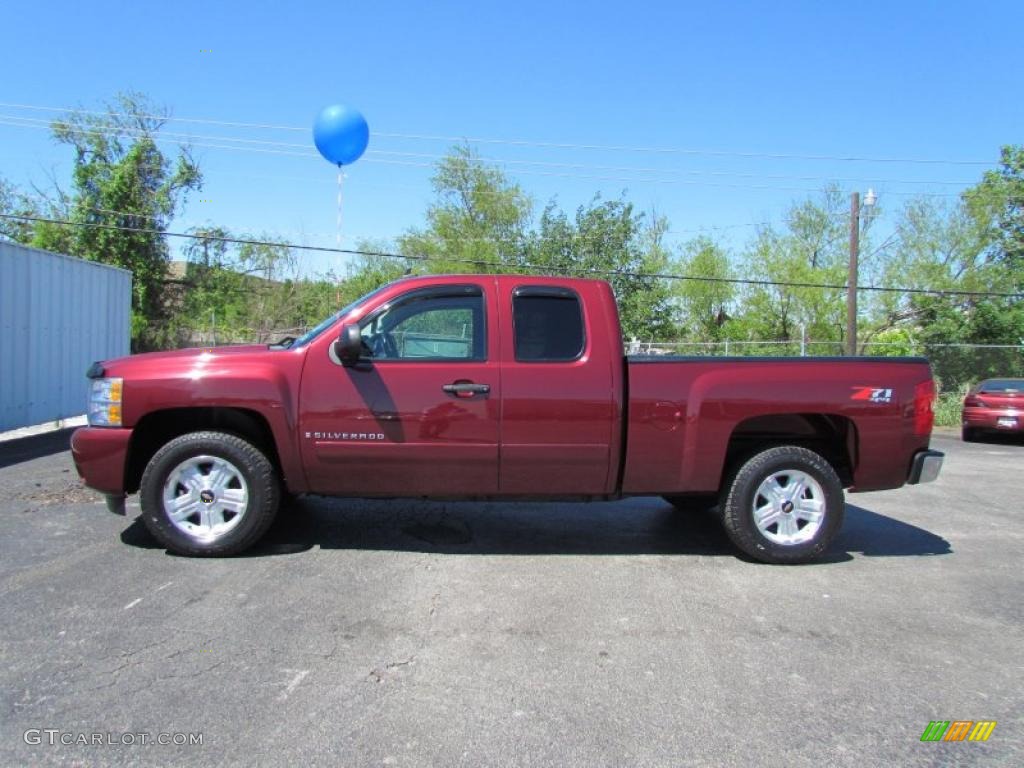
xmin=961 ymin=427 xmax=980 ymax=442
xmin=139 ymin=431 xmax=280 ymax=556
xmin=719 ymin=445 xmax=844 ymax=564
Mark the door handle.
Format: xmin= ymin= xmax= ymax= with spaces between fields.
xmin=442 ymin=382 xmax=491 ymax=397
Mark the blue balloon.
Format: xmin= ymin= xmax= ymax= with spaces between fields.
xmin=313 ymin=104 xmax=369 ymax=166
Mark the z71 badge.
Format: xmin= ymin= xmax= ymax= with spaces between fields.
xmin=851 ymin=386 xmax=893 ymax=403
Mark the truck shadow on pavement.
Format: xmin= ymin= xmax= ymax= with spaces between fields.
xmin=0 ymin=428 xmax=75 ymax=469
xmin=121 ymin=497 xmax=952 ymax=563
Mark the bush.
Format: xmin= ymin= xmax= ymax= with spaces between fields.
xmin=933 ymin=385 xmax=970 ymax=427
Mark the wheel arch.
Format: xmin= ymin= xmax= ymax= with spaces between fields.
xmin=722 ymin=413 xmax=857 ymax=490
xmin=124 ymin=407 xmax=285 ymax=494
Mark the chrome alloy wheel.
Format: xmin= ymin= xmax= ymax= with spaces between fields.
xmin=162 ymin=455 xmax=249 ymax=543
xmin=751 ymin=469 xmax=826 ymax=546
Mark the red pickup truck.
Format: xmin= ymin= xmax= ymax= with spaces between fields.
xmin=72 ymin=274 xmax=943 ymax=563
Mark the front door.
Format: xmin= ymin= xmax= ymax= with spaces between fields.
xmin=299 ymin=283 xmax=500 ymax=496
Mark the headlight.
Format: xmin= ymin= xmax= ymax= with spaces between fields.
xmin=88 ymin=377 xmax=123 ymax=426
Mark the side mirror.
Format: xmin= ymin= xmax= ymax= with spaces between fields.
xmin=334 ymin=323 xmax=363 ymax=365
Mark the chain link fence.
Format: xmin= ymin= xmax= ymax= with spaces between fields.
xmin=174 ymin=326 xmax=312 ymax=348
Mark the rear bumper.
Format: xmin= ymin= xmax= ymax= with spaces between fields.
xmin=70 ymin=426 xmax=132 ymax=494
xmin=908 ymin=449 xmax=944 ymax=485
xmin=962 ymin=407 xmax=1022 ymax=432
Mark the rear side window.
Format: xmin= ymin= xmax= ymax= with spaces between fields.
xmin=513 ymin=288 xmax=585 ymax=362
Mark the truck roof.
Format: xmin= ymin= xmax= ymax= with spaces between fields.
xmin=387 ymin=273 xmax=612 ymax=289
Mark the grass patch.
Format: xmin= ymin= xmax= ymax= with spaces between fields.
xmin=934 ymin=386 xmax=969 ymax=427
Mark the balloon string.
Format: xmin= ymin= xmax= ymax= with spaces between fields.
xmin=336 ymin=166 xmax=343 ymax=249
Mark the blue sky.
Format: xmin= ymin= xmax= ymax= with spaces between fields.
xmin=2 ymin=0 xmax=1022 ymax=276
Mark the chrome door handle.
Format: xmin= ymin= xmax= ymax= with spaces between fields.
xmin=442 ymin=382 xmax=491 ymax=397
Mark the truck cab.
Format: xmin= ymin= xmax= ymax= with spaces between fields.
xmin=300 ymin=275 xmax=624 ymax=498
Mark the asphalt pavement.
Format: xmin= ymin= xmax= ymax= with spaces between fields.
xmin=0 ymin=428 xmax=1021 ymax=767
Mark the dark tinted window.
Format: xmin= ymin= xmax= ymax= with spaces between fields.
xmin=513 ymin=291 xmax=585 ymax=361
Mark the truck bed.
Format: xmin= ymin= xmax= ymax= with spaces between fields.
xmin=621 ymin=355 xmax=934 ymax=495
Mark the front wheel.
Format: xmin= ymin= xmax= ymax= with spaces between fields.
xmin=139 ymin=431 xmax=280 ymax=556
xmin=719 ymin=446 xmax=844 ymax=564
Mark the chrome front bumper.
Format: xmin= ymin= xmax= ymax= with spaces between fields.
xmin=908 ymin=450 xmax=944 ymax=485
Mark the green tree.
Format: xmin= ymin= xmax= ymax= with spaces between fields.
xmin=388 ymin=147 xmax=675 ymax=340
xmin=862 ymin=196 xmax=995 ymax=347
xmin=0 ymin=176 xmax=40 ymax=243
xmin=529 ymin=199 xmax=675 ymax=340
xmin=337 ymin=239 xmax=409 ymax=306
xmin=735 ymin=188 xmax=849 ymax=349
xmin=34 ymin=92 xmax=202 ymax=349
xmin=171 ymin=227 xmax=248 ymax=344
xmin=674 ymin=237 xmax=735 ymax=342
xmin=234 ymin=237 xmax=304 ymax=342
xmin=398 ymin=144 xmax=532 ymax=273
xmin=172 ymin=228 xmax=341 ymax=346
xmin=965 ymin=144 xmax=1024 ymax=278
xmin=861 ymin=160 xmax=1024 ymax=386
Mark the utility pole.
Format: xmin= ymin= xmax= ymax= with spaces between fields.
xmin=847 ymin=191 xmax=860 ymax=356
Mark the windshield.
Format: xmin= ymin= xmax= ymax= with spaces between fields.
xmin=289 ymin=284 xmax=391 ymax=349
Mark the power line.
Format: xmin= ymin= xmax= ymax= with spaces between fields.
xmin=18 ymin=201 xmax=760 ymax=244
xmin=0 ymin=118 xmax=966 ymax=197
xmin=0 ymin=117 xmax=317 ymax=158
xmin=0 ymin=113 xmax=314 ymax=149
xmin=0 ymin=113 xmax=979 ymax=186
xmin=364 ymin=148 xmax=975 ymax=187
xmin=370 ymin=133 xmax=996 ymax=167
xmin=0 ymin=101 xmax=306 ymax=133
xmin=4 ymin=195 xmax=907 ymax=252
xmin=11 ymin=190 xmax=854 ymax=244
xmin=3 ymin=212 xmax=1020 ymax=299
xmin=0 ymin=100 xmax=995 ymax=166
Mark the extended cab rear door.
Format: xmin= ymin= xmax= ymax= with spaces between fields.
xmin=496 ymin=278 xmax=622 ymax=495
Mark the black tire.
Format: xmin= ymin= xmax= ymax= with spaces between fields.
xmin=139 ymin=431 xmax=280 ymax=557
xmin=719 ymin=445 xmax=844 ymax=564
xmin=961 ymin=427 xmax=980 ymax=442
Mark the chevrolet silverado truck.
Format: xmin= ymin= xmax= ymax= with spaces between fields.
xmin=71 ymin=274 xmax=944 ymax=563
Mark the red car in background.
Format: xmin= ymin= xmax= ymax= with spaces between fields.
xmin=962 ymin=378 xmax=1024 ymax=441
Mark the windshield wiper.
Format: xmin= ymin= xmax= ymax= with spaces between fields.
xmin=269 ymin=336 xmax=296 ymax=349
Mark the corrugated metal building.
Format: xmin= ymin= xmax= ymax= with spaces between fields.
xmin=0 ymin=241 xmax=131 ymax=431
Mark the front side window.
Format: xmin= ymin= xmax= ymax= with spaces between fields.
xmin=513 ymin=288 xmax=585 ymax=362
xmin=359 ymin=287 xmax=485 ymax=361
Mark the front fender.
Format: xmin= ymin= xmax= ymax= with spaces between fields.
xmin=111 ymin=349 xmax=307 ymax=492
